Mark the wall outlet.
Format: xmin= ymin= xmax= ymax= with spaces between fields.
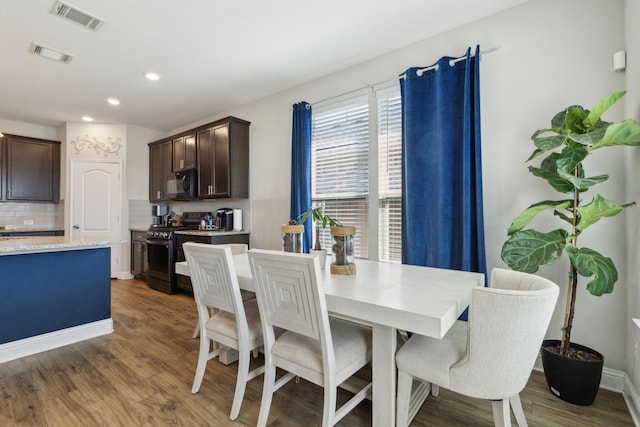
xmin=23 ymin=220 xmax=34 ymax=225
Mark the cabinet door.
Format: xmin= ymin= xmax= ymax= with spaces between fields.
xmin=173 ymin=134 xmax=196 ymax=171
xmin=4 ymin=136 xmax=60 ymax=202
xmin=197 ymin=125 xmax=230 ymax=198
xmin=212 ymin=125 xmax=230 ymax=197
xmin=149 ymin=140 xmax=172 ymax=201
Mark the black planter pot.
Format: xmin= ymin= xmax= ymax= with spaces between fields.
xmin=540 ymin=339 xmax=604 ymax=406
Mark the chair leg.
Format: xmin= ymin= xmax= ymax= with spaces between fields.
xmin=256 ymin=362 xmax=277 ymax=427
xmin=229 ymin=348 xmax=250 ymax=420
xmin=509 ymin=394 xmax=528 ymax=427
xmin=321 ymin=385 xmax=337 ymax=427
xmin=491 ymin=399 xmax=511 ymax=427
xmin=431 ymin=384 xmax=439 ymax=397
xmin=396 ymin=369 xmax=413 ymax=427
xmin=192 ymin=321 xmax=200 ymax=339
xmin=191 ymin=336 xmax=210 ymax=394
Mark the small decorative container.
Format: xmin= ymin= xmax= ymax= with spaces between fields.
xmin=281 ymin=225 xmax=304 ymax=253
xmin=330 ymin=226 xmax=356 ymax=275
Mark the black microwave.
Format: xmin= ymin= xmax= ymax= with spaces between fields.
xmin=167 ymin=169 xmax=198 ymax=200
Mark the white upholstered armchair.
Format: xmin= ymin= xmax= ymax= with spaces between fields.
xmin=395 ymin=268 xmax=559 ymax=427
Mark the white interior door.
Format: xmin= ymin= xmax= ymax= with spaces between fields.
xmin=71 ymin=161 xmax=121 ymax=278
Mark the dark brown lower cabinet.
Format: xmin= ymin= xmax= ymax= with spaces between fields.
xmin=175 ymin=233 xmax=250 ymax=294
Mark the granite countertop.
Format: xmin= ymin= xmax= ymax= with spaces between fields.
xmin=129 ymin=226 xmax=149 ymax=232
xmin=0 ymin=236 xmax=126 ymax=255
xmin=174 ymin=229 xmax=249 ymax=237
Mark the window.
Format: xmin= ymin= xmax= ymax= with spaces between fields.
xmin=311 ymin=97 xmax=370 ymax=258
xmin=311 ymin=86 xmax=402 ymax=262
xmin=377 ymin=89 xmax=402 ymax=262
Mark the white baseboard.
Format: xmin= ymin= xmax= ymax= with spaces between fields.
xmin=0 ymin=319 xmax=113 ymax=364
xmin=119 ymin=271 xmax=134 ymax=280
xmin=534 ymin=357 xmax=640 ymax=426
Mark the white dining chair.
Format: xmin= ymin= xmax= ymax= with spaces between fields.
xmin=191 ymin=243 xmax=250 ymax=339
xmin=183 ymin=242 xmax=264 ymax=420
xmin=247 ymin=248 xmax=372 ymax=427
xmin=395 ymin=268 xmax=559 ymax=427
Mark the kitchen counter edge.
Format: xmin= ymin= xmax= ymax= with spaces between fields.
xmin=0 ymin=236 xmax=126 ymax=256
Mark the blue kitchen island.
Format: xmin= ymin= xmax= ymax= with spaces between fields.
xmin=0 ymin=236 xmax=119 ymax=363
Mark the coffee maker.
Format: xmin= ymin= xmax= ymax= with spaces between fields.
xmin=216 ymin=208 xmax=234 ymax=231
xmin=151 ymin=204 xmax=169 ymax=227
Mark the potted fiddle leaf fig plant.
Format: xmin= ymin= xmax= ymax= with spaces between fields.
xmin=501 ymin=91 xmax=640 ymax=406
xmin=299 ymin=207 xmax=340 ymax=269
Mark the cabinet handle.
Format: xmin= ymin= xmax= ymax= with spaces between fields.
xmin=157 ymin=190 xmax=161 ymax=199
xmin=180 ymin=159 xmax=184 ymax=169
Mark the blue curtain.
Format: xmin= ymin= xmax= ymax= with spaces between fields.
xmin=400 ymin=46 xmax=487 ymax=307
xmin=290 ymin=101 xmax=312 ymax=252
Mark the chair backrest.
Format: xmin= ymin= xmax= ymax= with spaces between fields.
xmin=247 ymin=249 xmax=333 ymax=360
xmin=183 ymin=242 xmax=244 ymax=317
xmin=450 ymin=268 xmax=559 ymax=399
xmin=215 ymin=243 xmax=248 ymax=255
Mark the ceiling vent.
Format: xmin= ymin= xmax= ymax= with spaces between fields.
xmin=29 ymin=42 xmax=73 ymax=64
xmin=51 ymin=1 xmax=104 ymax=31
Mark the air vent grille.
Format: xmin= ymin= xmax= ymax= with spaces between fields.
xmin=29 ymin=42 xmax=73 ymax=64
xmin=51 ymin=1 xmax=104 ymax=31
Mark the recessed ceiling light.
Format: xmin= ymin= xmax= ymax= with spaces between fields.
xmin=107 ymin=98 xmax=120 ymax=105
xmin=144 ymin=72 xmax=160 ymax=81
xmin=82 ymin=116 xmax=94 ymax=122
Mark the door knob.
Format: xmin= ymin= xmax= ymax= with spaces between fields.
xmin=73 ymin=225 xmax=80 ymax=229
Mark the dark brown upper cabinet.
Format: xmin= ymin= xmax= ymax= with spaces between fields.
xmin=172 ymin=134 xmax=196 ymax=171
xmin=148 ymin=139 xmax=172 ymax=202
xmin=1 ymin=135 xmax=60 ymax=202
xmin=197 ymin=117 xmax=249 ymax=199
xmin=148 ymin=116 xmax=249 ymax=202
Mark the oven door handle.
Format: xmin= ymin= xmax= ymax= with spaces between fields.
xmin=146 ymin=239 xmax=170 ymax=247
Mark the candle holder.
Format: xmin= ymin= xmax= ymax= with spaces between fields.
xmin=330 ymin=226 xmax=356 ymax=275
xmin=281 ymin=224 xmax=304 ymax=253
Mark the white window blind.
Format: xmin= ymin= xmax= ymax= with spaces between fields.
xmin=311 ymin=98 xmax=369 ymax=258
xmin=377 ymin=88 xmax=402 ymax=262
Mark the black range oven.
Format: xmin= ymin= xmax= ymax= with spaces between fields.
xmin=145 ymin=211 xmax=211 ymax=294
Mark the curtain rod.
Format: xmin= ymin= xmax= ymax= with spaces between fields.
xmin=411 ymin=46 xmax=499 ymax=77
xmin=311 ymin=46 xmax=499 ymax=107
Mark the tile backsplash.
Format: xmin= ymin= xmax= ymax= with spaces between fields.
xmin=0 ymin=202 xmax=60 ymax=228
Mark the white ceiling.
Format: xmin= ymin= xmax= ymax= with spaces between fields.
xmin=0 ymin=0 xmax=526 ymax=132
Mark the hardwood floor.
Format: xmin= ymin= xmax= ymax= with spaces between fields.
xmin=0 ymin=278 xmax=635 ymax=426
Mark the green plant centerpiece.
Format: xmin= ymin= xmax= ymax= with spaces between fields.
xmin=299 ymin=207 xmax=340 ymax=251
xmin=502 ymin=91 xmax=640 ymax=357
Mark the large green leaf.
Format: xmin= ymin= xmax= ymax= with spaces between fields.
xmin=507 ymin=200 xmax=572 ymax=234
xmin=557 ymin=168 xmax=609 ymax=192
xmin=568 ymin=126 xmax=608 ymax=147
xmin=564 ymin=105 xmax=588 ymax=133
xmin=501 ymin=229 xmax=568 ymax=273
xmin=566 ymin=246 xmax=618 ymax=296
xmin=583 ymin=91 xmax=626 ymax=128
xmin=532 ymin=133 xmax=564 ymax=152
xmin=556 ymin=145 xmax=588 ymax=173
xmin=576 ymin=194 xmax=635 ymax=231
xmin=590 ymin=119 xmax=640 ymax=150
xmin=528 ymin=153 xmax=574 ymax=193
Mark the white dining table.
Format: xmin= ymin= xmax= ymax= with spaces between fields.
xmin=176 ymin=255 xmax=483 ymax=426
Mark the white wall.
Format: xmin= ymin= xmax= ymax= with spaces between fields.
xmin=172 ymin=0 xmax=630 ymax=371
xmin=624 ymin=0 xmax=640 ymax=392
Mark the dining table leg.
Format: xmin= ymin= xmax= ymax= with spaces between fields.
xmin=372 ymin=323 xmax=397 ymax=427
